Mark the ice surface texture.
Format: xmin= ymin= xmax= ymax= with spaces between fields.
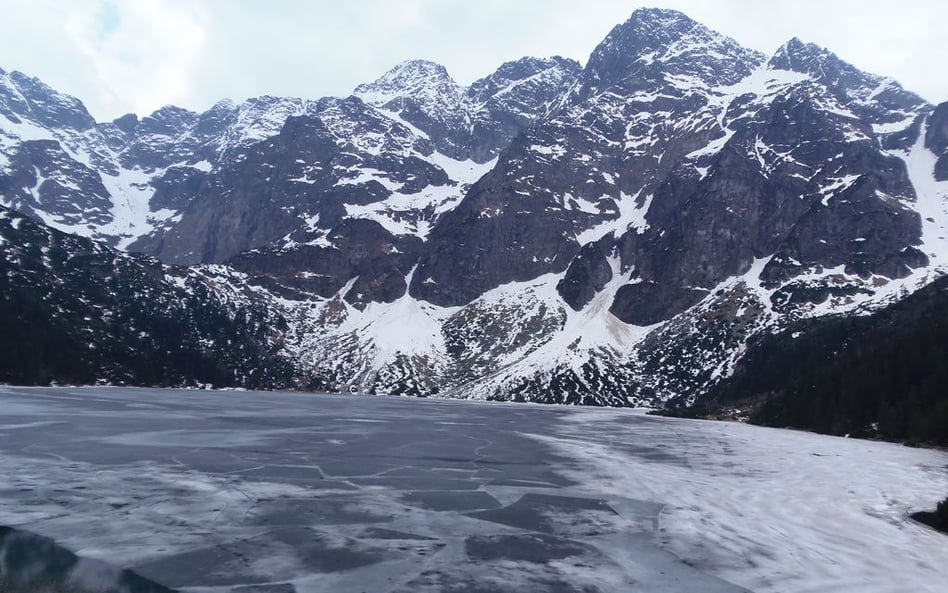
xmin=0 ymin=387 xmax=945 ymax=592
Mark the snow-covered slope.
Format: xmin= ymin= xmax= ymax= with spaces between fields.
xmin=2 ymin=8 xmax=948 ymax=405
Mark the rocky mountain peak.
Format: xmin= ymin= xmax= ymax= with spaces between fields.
xmin=768 ymin=37 xmax=880 ymax=95
xmin=769 ymin=37 xmax=838 ymax=74
xmin=189 ymin=95 xmax=317 ymax=158
xmin=769 ymin=36 xmax=928 ymax=126
xmin=477 ymin=55 xmax=578 ymax=83
xmin=353 ymin=56 xmax=570 ymax=162
xmin=626 ymin=7 xmax=698 ymax=34
xmin=353 ymin=59 xmax=462 ymax=108
xmin=110 ymin=112 xmax=140 ymax=136
xmin=210 ymin=98 xmax=237 ymax=111
xmin=139 ymin=105 xmax=199 ymax=136
xmin=769 ymin=37 xmax=894 ymax=98
xmin=189 ymin=99 xmax=238 ymax=138
xmin=580 ymin=7 xmax=763 ymax=97
xmin=228 ymin=95 xmax=314 ymax=132
xmin=467 ymin=56 xmax=580 ymax=105
xmin=0 ymin=69 xmax=96 ymax=132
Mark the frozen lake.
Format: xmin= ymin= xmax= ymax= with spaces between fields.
xmin=0 ymin=387 xmax=946 ymax=593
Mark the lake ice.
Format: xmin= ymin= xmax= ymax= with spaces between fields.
xmin=0 ymin=387 xmax=945 ymax=592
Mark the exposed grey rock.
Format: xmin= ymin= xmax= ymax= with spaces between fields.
xmin=927 ymin=102 xmax=948 ymax=181
xmin=0 ymin=70 xmax=96 ymax=131
xmin=410 ymin=153 xmax=581 ymax=306
xmin=229 ymin=218 xmax=423 ymax=307
xmin=578 ymin=8 xmax=763 ymax=100
xmin=557 ymin=239 xmax=613 ymax=311
xmin=0 ymin=139 xmax=114 ymax=230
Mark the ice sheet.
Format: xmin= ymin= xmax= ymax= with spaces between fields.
xmin=536 ymin=409 xmax=948 ymax=593
xmin=0 ymin=387 xmax=944 ymax=593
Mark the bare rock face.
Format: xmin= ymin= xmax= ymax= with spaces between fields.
xmin=0 ymin=69 xmax=96 ymax=131
xmin=0 ymin=140 xmax=113 ymax=227
xmin=927 ymin=102 xmax=948 ymax=181
xmin=132 ymin=113 xmax=343 ymax=264
xmin=594 ymin=34 xmax=930 ymax=325
xmin=229 ymin=218 xmax=423 ymax=307
xmin=557 ymin=239 xmax=614 ymax=311
xmin=578 ymin=8 xmax=762 ymax=99
xmin=610 ymin=86 xmax=925 ymax=322
xmin=2 ymin=8 xmax=946 ymax=404
xmin=409 ymin=152 xmax=582 ymax=307
xmin=0 ymin=525 xmax=174 ymax=593
xmin=465 ymin=56 xmax=581 ymax=162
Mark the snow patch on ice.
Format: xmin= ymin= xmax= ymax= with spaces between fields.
xmin=537 ymin=411 xmax=948 ymax=593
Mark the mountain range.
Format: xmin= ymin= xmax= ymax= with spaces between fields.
xmin=2 ymin=8 xmax=947 ymax=409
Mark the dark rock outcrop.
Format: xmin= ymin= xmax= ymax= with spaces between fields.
xmin=0 ymin=525 xmax=175 ymax=593
xmin=927 ymin=102 xmax=948 ymax=181
xmin=557 ymin=239 xmax=613 ymax=311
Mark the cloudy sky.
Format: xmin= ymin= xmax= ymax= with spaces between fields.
xmin=1 ymin=0 xmax=945 ymax=121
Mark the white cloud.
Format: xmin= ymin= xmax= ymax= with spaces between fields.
xmin=0 ymin=0 xmax=945 ymax=121
xmin=62 ymin=0 xmax=207 ymax=118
